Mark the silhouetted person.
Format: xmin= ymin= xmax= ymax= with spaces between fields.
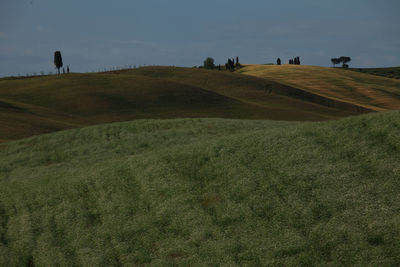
xmin=277 ymin=58 xmax=281 ymax=65
xmin=67 ymin=66 xmax=70 ymax=73
xmin=63 ymin=67 xmax=65 ymax=74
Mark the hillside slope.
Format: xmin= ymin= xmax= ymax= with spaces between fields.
xmin=239 ymin=64 xmax=400 ymax=111
xmin=349 ymin=67 xmax=400 ymax=79
xmin=0 ymin=67 xmax=365 ymax=141
xmin=0 ymin=111 xmax=399 ymax=265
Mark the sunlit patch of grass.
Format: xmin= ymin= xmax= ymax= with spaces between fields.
xmin=240 ymin=64 xmax=400 ymax=112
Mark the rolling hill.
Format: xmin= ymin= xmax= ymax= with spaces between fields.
xmin=238 ymin=64 xmax=400 ymax=112
xmin=0 ymin=66 xmax=377 ymax=141
xmin=349 ymin=66 xmax=400 ymax=79
xmin=0 ymin=111 xmax=399 ymax=265
xmin=1 ymin=65 xmax=400 ymax=265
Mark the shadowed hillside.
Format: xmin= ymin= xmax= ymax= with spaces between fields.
xmin=349 ymin=67 xmax=400 ymax=79
xmin=239 ymin=64 xmax=400 ymax=112
xmin=1 ymin=111 xmax=399 ymax=265
xmin=0 ymin=67 xmax=364 ymax=141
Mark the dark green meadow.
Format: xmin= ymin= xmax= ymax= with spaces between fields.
xmin=1 ymin=111 xmax=399 ymax=266
xmin=349 ymin=67 xmax=400 ymax=80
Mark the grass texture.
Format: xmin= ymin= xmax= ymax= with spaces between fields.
xmin=0 ymin=66 xmax=372 ymax=141
xmin=239 ymin=64 xmax=400 ymax=112
xmin=1 ymin=111 xmax=399 ymax=266
xmin=349 ymin=67 xmax=400 ymax=80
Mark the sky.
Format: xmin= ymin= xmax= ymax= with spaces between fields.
xmin=0 ymin=0 xmax=399 ymax=77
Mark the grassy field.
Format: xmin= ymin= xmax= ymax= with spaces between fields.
xmin=0 ymin=111 xmax=400 ymax=266
xmin=0 ymin=66 xmax=374 ymax=141
xmin=239 ymin=64 xmax=400 ymax=112
xmin=349 ymin=67 xmax=400 ymax=80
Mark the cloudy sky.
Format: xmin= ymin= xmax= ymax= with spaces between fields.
xmin=0 ymin=0 xmax=399 ymax=76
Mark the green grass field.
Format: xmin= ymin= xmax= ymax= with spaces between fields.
xmin=1 ymin=111 xmax=400 ymax=266
xmin=1 ymin=65 xmax=381 ymax=141
xmin=349 ymin=67 xmax=400 ymax=80
xmin=1 ymin=65 xmax=400 ymax=265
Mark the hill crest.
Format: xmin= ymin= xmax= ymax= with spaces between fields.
xmin=1 ymin=65 xmax=399 ymax=141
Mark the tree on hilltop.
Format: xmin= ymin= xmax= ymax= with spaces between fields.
xmin=203 ymin=57 xmax=215 ymax=69
xmin=54 ymin=51 xmax=63 ymax=74
xmin=339 ymin=56 xmax=351 ymax=68
xmin=331 ymin=58 xmax=340 ymax=67
xmin=288 ymin=57 xmax=300 ymax=65
xmin=330 ymin=56 xmax=351 ymax=68
xmin=225 ymin=59 xmax=233 ymax=70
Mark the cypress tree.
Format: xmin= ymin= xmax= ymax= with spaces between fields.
xmin=226 ymin=58 xmax=235 ymax=70
xmin=54 ymin=51 xmax=63 ymax=74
